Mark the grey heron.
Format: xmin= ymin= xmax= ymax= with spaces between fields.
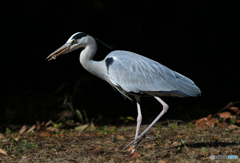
xmin=46 ymin=32 xmax=201 ymax=153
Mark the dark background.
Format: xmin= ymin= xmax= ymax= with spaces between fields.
xmin=1 ymin=1 xmax=239 ymax=125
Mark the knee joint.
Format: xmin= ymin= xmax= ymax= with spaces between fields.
xmin=137 ymin=115 xmax=142 ymax=123
xmin=163 ymin=104 xmax=169 ymax=112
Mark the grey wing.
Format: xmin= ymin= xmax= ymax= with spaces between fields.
xmin=105 ymin=50 xmax=201 ymax=98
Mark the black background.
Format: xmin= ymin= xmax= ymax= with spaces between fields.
xmin=2 ymin=1 xmax=239 ymax=125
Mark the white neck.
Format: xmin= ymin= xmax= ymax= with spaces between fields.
xmin=79 ymin=36 xmax=97 ymax=66
xmin=79 ymin=36 xmax=106 ymax=79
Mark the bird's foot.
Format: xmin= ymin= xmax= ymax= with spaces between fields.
xmin=122 ymin=133 xmax=148 ymax=153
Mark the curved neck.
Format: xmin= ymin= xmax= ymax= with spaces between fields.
xmin=80 ymin=36 xmax=97 ymax=66
xmin=79 ymin=36 xmax=106 ymax=78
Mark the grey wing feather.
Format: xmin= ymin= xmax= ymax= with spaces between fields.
xmin=105 ymin=50 xmax=201 ymax=97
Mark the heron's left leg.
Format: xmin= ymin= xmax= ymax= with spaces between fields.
xmin=134 ymin=96 xmax=142 ymax=139
xmin=123 ymin=96 xmax=169 ymax=153
xmin=130 ymin=96 xmax=142 ymax=153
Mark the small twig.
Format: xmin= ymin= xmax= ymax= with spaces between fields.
xmin=233 ymin=101 xmax=240 ymax=105
xmin=212 ymin=101 xmax=240 ymax=118
xmin=212 ymin=102 xmax=233 ymax=118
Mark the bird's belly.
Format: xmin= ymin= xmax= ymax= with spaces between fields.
xmin=126 ymin=91 xmax=151 ymax=97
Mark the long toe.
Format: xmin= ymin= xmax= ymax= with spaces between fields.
xmin=122 ymin=139 xmax=138 ymax=150
xmin=122 ymin=133 xmax=146 ymax=151
xmin=131 ymin=138 xmax=143 ymax=153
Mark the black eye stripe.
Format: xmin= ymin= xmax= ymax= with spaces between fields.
xmin=70 ymin=32 xmax=113 ymax=49
xmin=72 ymin=32 xmax=88 ymax=40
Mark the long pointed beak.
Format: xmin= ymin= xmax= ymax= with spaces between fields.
xmin=46 ymin=43 xmax=71 ymax=61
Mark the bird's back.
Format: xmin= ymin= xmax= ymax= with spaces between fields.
xmin=104 ymin=50 xmax=201 ymax=99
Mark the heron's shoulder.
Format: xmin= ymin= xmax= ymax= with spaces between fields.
xmin=105 ymin=50 xmax=150 ymax=61
xmin=107 ymin=50 xmax=142 ymax=57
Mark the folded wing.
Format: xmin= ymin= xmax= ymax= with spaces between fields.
xmin=105 ymin=50 xmax=201 ymax=98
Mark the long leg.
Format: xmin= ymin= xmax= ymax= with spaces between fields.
xmin=123 ymin=96 xmax=169 ymax=152
xmin=134 ymin=96 xmax=142 ymax=139
xmin=131 ymin=96 xmax=142 ymax=153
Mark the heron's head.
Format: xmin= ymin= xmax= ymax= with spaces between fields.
xmin=46 ymin=32 xmax=89 ymax=61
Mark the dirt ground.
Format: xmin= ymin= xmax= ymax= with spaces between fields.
xmin=1 ymin=101 xmax=240 ymax=162
xmin=1 ymin=121 xmax=240 ymax=163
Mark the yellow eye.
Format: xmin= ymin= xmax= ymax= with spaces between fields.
xmin=73 ymin=39 xmax=77 ymax=43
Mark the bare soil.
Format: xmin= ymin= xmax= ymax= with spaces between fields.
xmin=1 ymin=123 xmax=240 ymax=163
